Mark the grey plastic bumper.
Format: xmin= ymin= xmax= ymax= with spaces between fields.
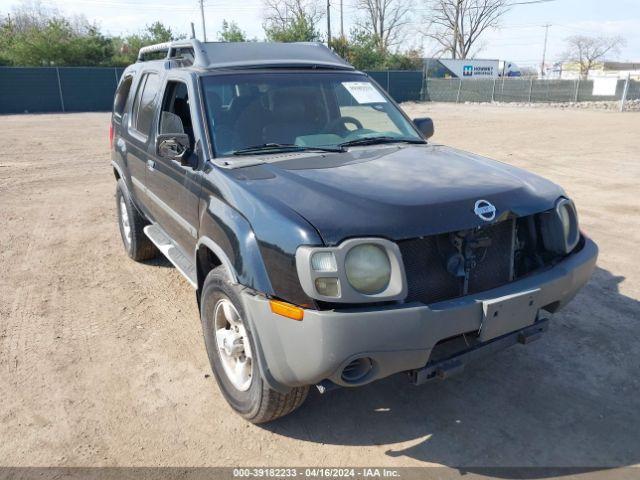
xmin=242 ymin=238 xmax=598 ymax=390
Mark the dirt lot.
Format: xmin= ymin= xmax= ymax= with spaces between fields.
xmin=1 ymin=104 xmax=639 ymax=470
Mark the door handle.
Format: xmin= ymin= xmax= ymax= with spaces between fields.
xmin=147 ymin=159 xmax=155 ymax=171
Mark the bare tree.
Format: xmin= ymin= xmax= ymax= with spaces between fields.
xmin=355 ymin=0 xmax=413 ymax=52
xmin=562 ymin=35 xmax=626 ymax=79
xmin=263 ymin=0 xmax=324 ymax=33
xmin=423 ymin=0 xmax=510 ymax=59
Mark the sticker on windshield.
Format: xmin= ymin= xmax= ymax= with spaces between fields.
xmin=342 ymin=82 xmax=387 ymax=104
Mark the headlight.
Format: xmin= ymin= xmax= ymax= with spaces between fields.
xmin=296 ymin=238 xmax=407 ymax=303
xmin=345 ymin=244 xmax=391 ymax=294
xmin=541 ymin=198 xmax=580 ymax=254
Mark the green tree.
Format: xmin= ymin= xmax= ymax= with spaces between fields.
xmin=218 ymin=20 xmax=247 ymax=42
xmin=0 ymin=8 xmax=114 ymax=66
xmin=383 ymin=48 xmax=422 ymax=70
xmin=111 ymin=22 xmax=186 ymax=66
xmin=265 ymin=15 xmax=321 ymax=42
xmin=146 ymin=21 xmax=175 ymax=42
xmin=329 ymin=30 xmax=422 ymax=71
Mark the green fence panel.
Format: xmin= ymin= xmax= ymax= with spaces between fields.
xmin=422 ymin=78 xmax=460 ymax=102
xmin=494 ymin=79 xmax=530 ymax=102
xmin=574 ymin=79 xmax=625 ymax=102
xmin=459 ymin=79 xmax=494 ymax=102
xmin=58 ymin=67 xmax=120 ymax=111
xmin=2 ymin=66 xmax=635 ymax=114
xmin=626 ymin=80 xmax=640 ymax=100
xmin=0 ymin=67 xmax=62 ymax=113
xmin=366 ymin=71 xmax=389 ymax=90
xmin=530 ymin=80 xmax=576 ymax=103
xmin=388 ymin=71 xmax=422 ymax=102
xmin=365 ymin=71 xmax=422 ymax=103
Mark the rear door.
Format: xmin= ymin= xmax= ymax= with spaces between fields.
xmin=145 ymin=78 xmax=202 ymax=259
xmin=125 ymin=71 xmax=163 ymax=217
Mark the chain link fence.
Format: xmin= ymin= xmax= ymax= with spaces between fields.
xmin=422 ymin=77 xmax=640 ymax=109
xmin=1 ymin=66 xmax=638 ymax=114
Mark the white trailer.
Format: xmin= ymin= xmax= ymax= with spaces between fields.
xmin=432 ymin=59 xmax=522 ymax=79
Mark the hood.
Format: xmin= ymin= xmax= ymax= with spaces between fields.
xmin=225 ymin=144 xmax=564 ymax=245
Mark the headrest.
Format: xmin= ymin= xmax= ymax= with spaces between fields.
xmin=160 ymin=111 xmax=184 ymax=134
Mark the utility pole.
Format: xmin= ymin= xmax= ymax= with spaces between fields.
xmin=540 ymin=24 xmax=551 ymax=78
xmin=190 ymin=22 xmax=196 ymax=39
xmin=340 ymin=0 xmax=344 ymax=38
xmin=199 ymin=0 xmax=207 ymax=42
xmin=327 ymin=0 xmax=332 ymax=47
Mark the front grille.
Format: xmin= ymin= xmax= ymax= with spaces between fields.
xmin=399 ymin=236 xmax=461 ymax=304
xmin=468 ymin=219 xmax=515 ymax=293
xmin=399 ymin=218 xmax=516 ymax=305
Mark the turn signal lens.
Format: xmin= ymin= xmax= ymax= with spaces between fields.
xmin=269 ymin=300 xmax=304 ymax=321
xmin=315 ymin=277 xmax=340 ymax=297
xmin=311 ymin=251 xmax=337 ymax=272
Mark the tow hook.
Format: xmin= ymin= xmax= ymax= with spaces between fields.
xmin=410 ymin=318 xmax=550 ymax=385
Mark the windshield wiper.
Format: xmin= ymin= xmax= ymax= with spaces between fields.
xmin=338 ymin=136 xmax=426 ymax=148
xmin=232 ymin=143 xmax=343 ymax=156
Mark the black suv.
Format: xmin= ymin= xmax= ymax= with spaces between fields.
xmin=111 ymin=40 xmax=598 ymax=423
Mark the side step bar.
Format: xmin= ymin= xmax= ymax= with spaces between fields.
xmin=410 ymin=318 xmax=549 ymax=385
xmin=144 ymin=224 xmax=197 ymax=289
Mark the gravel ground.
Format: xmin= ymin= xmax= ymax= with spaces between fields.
xmin=1 ymin=104 xmax=639 ymax=471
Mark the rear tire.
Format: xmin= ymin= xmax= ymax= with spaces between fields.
xmin=200 ymin=266 xmax=309 ymax=423
xmin=116 ymin=179 xmax=157 ymax=261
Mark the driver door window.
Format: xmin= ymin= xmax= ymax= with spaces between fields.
xmin=159 ymin=81 xmax=194 ymax=146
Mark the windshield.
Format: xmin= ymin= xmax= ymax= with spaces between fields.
xmin=201 ymin=72 xmax=423 ymax=157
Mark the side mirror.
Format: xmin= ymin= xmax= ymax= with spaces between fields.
xmin=413 ymin=117 xmax=434 ymax=139
xmin=157 ymin=133 xmax=191 ymax=166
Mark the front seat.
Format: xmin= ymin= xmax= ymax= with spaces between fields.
xmin=159 ymin=111 xmax=184 ymax=134
xmin=263 ymin=89 xmax=325 ymax=145
xmin=233 ymin=95 xmax=270 ymax=148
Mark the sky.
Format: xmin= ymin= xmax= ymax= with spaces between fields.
xmin=2 ymin=0 xmax=639 ymax=67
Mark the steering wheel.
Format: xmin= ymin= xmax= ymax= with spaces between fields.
xmin=325 ymin=116 xmax=364 ymax=134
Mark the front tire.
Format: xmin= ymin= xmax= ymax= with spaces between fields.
xmin=200 ymin=267 xmax=308 ymax=423
xmin=116 ymin=179 xmax=157 ymax=262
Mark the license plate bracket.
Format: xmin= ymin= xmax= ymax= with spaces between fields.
xmin=479 ymin=289 xmax=540 ymax=342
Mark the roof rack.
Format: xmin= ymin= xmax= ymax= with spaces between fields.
xmin=137 ymin=38 xmax=209 ymax=66
xmin=137 ymin=40 xmax=354 ymax=71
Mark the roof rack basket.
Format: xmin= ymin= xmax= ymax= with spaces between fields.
xmin=137 ymin=39 xmax=209 ymax=67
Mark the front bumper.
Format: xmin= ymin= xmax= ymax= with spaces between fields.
xmin=242 ymin=238 xmax=598 ymax=391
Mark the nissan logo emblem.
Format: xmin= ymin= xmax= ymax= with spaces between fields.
xmin=474 ymin=199 xmax=496 ymax=221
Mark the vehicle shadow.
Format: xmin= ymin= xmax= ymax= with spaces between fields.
xmin=261 ymin=267 xmax=640 ymax=476
xmin=140 ymin=255 xmax=173 ymax=269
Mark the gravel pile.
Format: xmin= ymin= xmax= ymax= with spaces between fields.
xmin=472 ymin=100 xmax=640 ymax=112
xmin=404 ymin=100 xmax=640 ymax=112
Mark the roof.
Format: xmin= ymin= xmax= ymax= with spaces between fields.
xmin=137 ymin=39 xmax=355 ymax=71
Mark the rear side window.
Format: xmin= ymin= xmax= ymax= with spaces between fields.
xmin=131 ymin=72 xmax=161 ymax=137
xmin=113 ymin=75 xmax=133 ymax=119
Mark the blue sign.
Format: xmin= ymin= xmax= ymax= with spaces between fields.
xmin=463 ymin=65 xmax=473 ymax=76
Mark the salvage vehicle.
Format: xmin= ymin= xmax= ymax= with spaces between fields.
xmin=110 ymin=40 xmax=598 ymax=423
